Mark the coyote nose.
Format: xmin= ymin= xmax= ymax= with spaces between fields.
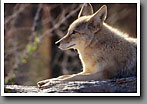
xmin=55 ymin=41 xmax=60 ymax=47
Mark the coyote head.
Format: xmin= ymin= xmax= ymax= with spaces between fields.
xmin=56 ymin=4 xmax=107 ymax=50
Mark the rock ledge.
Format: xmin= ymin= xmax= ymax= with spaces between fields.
xmin=5 ymin=77 xmax=137 ymax=93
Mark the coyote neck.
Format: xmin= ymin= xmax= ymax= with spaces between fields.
xmin=77 ymin=47 xmax=99 ymax=73
xmin=76 ymin=23 xmax=122 ymax=73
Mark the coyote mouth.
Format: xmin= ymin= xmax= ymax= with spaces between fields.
xmin=59 ymin=44 xmax=76 ymax=50
xmin=66 ymin=44 xmax=76 ymax=49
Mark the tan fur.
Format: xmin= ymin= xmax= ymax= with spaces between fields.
xmin=37 ymin=4 xmax=137 ymax=87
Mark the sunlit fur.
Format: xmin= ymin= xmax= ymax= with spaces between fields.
xmin=104 ymin=23 xmax=137 ymax=43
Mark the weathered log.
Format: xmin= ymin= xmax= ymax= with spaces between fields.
xmin=4 ymin=77 xmax=137 ymax=93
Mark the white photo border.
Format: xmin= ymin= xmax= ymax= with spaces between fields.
xmin=1 ymin=0 xmax=140 ymax=96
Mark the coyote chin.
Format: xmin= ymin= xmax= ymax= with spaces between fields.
xmin=37 ymin=4 xmax=137 ymax=88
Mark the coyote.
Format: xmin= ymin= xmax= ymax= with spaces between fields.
xmin=37 ymin=4 xmax=137 ymax=87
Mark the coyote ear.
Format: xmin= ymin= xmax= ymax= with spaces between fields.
xmin=78 ymin=3 xmax=93 ymax=18
xmin=88 ymin=5 xmax=107 ymax=32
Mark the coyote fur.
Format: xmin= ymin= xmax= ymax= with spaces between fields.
xmin=37 ymin=4 xmax=137 ymax=87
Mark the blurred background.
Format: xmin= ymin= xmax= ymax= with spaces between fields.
xmin=4 ymin=3 xmax=137 ymax=85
